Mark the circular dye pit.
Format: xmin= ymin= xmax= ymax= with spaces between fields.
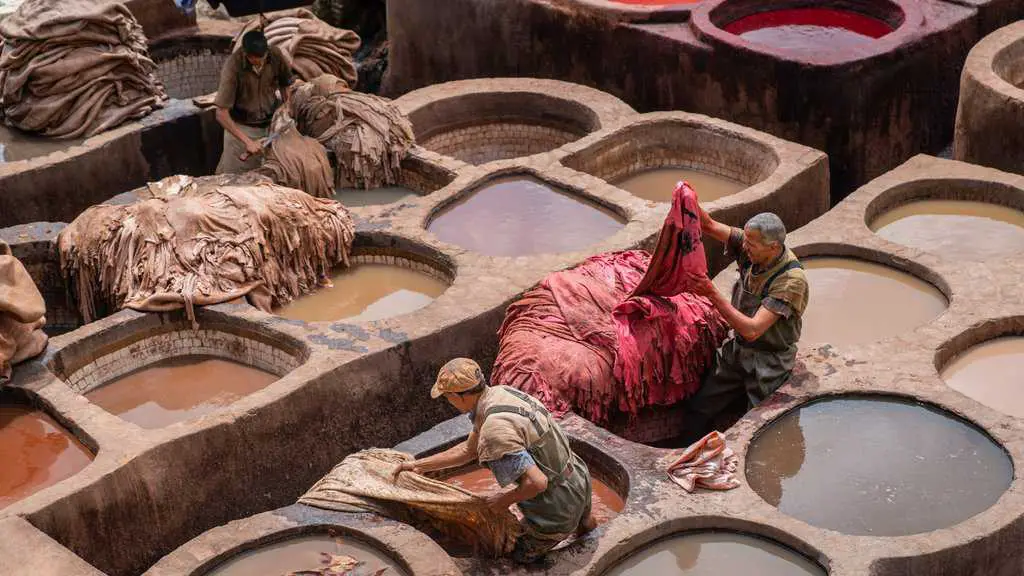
xmin=799 ymin=257 xmax=947 ymax=346
xmin=444 ymin=465 xmax=625 ymax=525
xmin=85 ymin=356 xmax=279 ymax=428
xmin=427 ymin=176 xmax=625 ymax=256
xmin=205 ymin=533 xmax=408 ymax=576
xmin=609 ymin=0 xmax=700 ymax=4
xmin=745 ymin=397 xmax=1012 ymax=536
xmin=0 ymin=405 xmax=92 ymax=509
xmin=603 ymin=531 xmax=824 ymax=576
xmin=274 ymin=262 xmax=448 ymax=323
xmin=942 ymin=336 xmax=1024 ymax=418
xmin=870 ymin=199 xmax=1024 ymax=260
xmin=334 ymin=186 xmax=418 ymax=208
xmin=723 ymin=8 xmax=894 ymax=55
xmin=612 ymin=168 xmax=746 ymax=203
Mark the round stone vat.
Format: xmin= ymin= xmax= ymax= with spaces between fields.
xmin=426 ymin=174 xmax=626 ymax=256
xmin=865 ymin=178 xmax=1024 ymax=261
xmin=0 ymin=223 xmax=80 ymax=337
xmin=51 ymin=316 xmax=306 ymax=429
xmin=396 ymin=79 xmax=634 ymax=166
xmin=602 ymin=530 xmax=824 ymax=575
xmin=273 ymin=237 xmax=455 ymax=324
xmin=150 ymin=34 xmax=233 ymax=100
xmin=797 ymin=256 xmax=947 ymax=346
xmin=333 ymin=153 xmax=457 ymax=208
xmin=745 ymin=395 xmax=1012 ymax=536
xmin=708 ymin=0 xmax=905 ymax=58
xmin=940 ymin=324 xmax=1024 ymax=418
xmin=561 ymin=116 xmax=779 ymax=204
xmin=143 ymin=505 xmax=459 ymax=576
xmin=0 ymin=389 xmax=93 ymax=510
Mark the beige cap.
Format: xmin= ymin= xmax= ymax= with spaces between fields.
xmin=430 ymin=357 xmax=485 ymax=399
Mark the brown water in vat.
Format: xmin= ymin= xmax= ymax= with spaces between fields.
xmin=206 ymin=534 xmax=408 ymax=576
xmin=274 ymin=263 xmax=448 ymax=323
xmin=0 ymin=124 xmax=83 ymax=163
xmin=745 ymin=397 xmax=1011 ymax=536
xmin=603 ymin=531 xmax=824 ymax=576
xmin=871 ymin=200 xmax=1024 ymax=260
xmin=0 ymin=406 xmax=93 ymax=509
xmin=85 ymin=356 xmax=279 ymax=429
xmin=942 ymin=337 xmax=1024 ymax=418
xmin=799 ymin=257 xmax=947 ymax=346
xmin=612 ymin=168 xmax=746 ymax=203
xmin=334 ymin=186 xmax=417 ymax=207
xmin=427 ymin=176 xmax=625 ymax=256
xmin=445 ymin=466 xmax=625 ymax=525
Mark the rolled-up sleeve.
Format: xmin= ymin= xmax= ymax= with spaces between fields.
xmin=484 ymin=450 xmax=537 ymax=487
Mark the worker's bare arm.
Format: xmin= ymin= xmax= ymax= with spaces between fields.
xmin=484 ymin=465 xmax=548 ymax=512
xmin=215 ymin=107 xmax=261 ymax=156
xmin=692 ymin=277 xmax=780 ymax=341
xmin=395 ymin=439 xmax=477 ymax=478
xmin=695 ymin=193 xmax=733 ymax=243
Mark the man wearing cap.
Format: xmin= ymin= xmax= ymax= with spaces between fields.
xmin=213 ymin=29 xmax=294 ymax=174
xmin=396 ymin=358 xmax=597 ymax=563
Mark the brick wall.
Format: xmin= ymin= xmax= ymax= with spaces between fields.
xmin=156 ymin=50 xmax=230 ymax=100
xmin=422 ymin=122 xmax=581 ymax=165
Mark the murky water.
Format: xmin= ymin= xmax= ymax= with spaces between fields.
xmin=724 ymin=8 xmax=892 ymax=54
xmin=274 ymin=263 xmax=448 ymax=323
xmin=942 ymin=337 xmax=1024 ymax=418
xmin=0 ymin=124 xmax=83 ymax=164
xmin=206 ymin=534 xmax=407 ymax=576
xmin=800 ymin=257 xmax=947 ymax=346
xmin=0 ymin=405 xmax=93 ymax=509
xmin=604 ymin=531 xmax=824 ymax=576
xmin=85 ymin=356 xmax=279 ymax=428
xmin=446 ymin=466 xmax=625 ymax=525
xmin=334 ymin=186 xmax=417 ymax=208
xmin=427 ymin=176 xmax=625 ymax=256
xmin=871 ymin=200 xmax=1024 ymax=260
xmin=612 ymin=168 xmax=746 ymax=203
xmin=745 ymin=397 xmax=1011 ymax=536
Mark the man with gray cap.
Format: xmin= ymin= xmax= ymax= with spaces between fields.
xmin=213 ymin=29 xmax=294 ymax=174
xmin=686 ymin=205 xmax=809 ymax=436
xmin=395 ymin=358 xmax=597 ymax=563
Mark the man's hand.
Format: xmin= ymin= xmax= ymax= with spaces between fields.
xmin=392 ymin=460 xmax=418 ymax=481
xmin=691 ymin=276 xmax=720 ymax=301
xmin=483 ymin=492 xmax=510 ymax=514
xmin=239 ymin=138 xmax=263 ymax=161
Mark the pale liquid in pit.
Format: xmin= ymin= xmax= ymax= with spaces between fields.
xmin=0 ymin=406 xmax=93 ymax=509
xmin=333 ymin=186 xmax=417 ymax=208
xmin=427 ymin=177 xmax=625 ymax=257
xmin=604 ymin=531 xmax=824 ymax=576
xmin=612 ymin=168 xmax=746 ymax=203
xmin=0 ymin=124 xmax=84 ymax=163
xmin=274 ymin=263 xmax=448 ymax=323
xmin=85 ymin=356 xmax=279 ymax=429
xmin=445 ymin=466 xmax=625 ymax=525
xmin=206 ymin=534 xmax=408 ymax=576
xmin=942 ymin=337 xmax=1024 ymax=418
xmin=745 ymin=397 xmax=1012 ymax=536
xmin=871 ymin=199 xmax=1024 ymax=260
xmin=799 ymin=257 xmax=947 ymax=346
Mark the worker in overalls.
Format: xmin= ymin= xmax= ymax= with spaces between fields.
xmin=396 ymin=358 xmax=597 ymax=563
xmin=685 ymin=209 xmax=810 ymax=436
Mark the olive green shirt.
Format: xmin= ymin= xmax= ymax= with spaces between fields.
xmin=214 ymin=46 xmax=293 ymax=127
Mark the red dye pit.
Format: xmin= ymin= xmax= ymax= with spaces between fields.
xmin=724 ymin=8 xmax=894 ymax=53
xmin=446 ymin=466 xmax=625 ymax=525
xmin=610 ymin=0 xmax=701 ymax=5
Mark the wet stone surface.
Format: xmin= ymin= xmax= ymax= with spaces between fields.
xmin=745 ymin=396 xmax=1013 ymax=536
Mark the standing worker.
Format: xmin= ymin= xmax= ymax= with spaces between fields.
xmin=213 ymin=29 xmax=294 ymax=174
xmin=685 ymin=205 xmax=810 ymax=435
xmin=396 ymin=358 xmax=598 ymax=563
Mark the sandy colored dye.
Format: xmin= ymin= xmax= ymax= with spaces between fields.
xmin=612 ymin=168 xmax=746 ymax=203
xmin=799 ymin=257 xmax=947 ymax=346
xmin=427 ymin=176 xmax=625 ymax=256
xmin=871 ymin=200 xmax=1024 ymax=260
xmin=85 ymin=356 xmax=279 ymax=429
xmin=0 ymin=405 xmax=93 ymax=509
xmin=206 ymin=534 xmax=407 ymax=576
xmin=445 ymin=466 xmax=625 ymax=525
xmin=334 ymin=186 xmax=417 ymax=208
xmin=604 ymin=531 xmax=824 ymax=576
xmin=0 ymin=124 xmax=83 ymax=163
xmin=942 ymin=337 xmax=1024 ymax=418
xmin=274 ymin=263 xmax=448 ymax=323
xmin=745 ymin=397 xmax=1011 ymax=536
